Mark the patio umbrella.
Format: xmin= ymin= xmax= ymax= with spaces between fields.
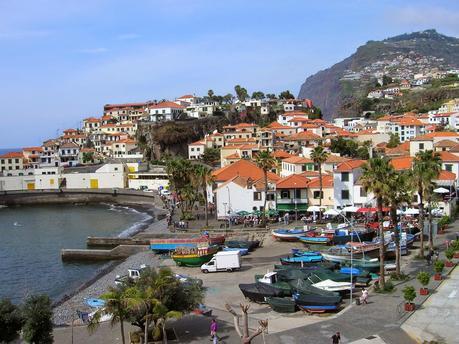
xmin=307 ymin=206 xmax=323 ymax=212
xmin=324 ymin=209 xmax=341 ymax=216
xmin=267 ymin=209 xmax=279 ymax=216
xmin=433 ymin=187 xmax=449 ymax=194
xmin=236 ymin=210 xmax=250 ymax=216
xmin=404 ymin=208 xmax=419 ymax=215
xmin=342 ymin=206 xmax=359 ymax=213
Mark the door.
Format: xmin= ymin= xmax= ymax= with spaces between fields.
xmin=27 ymin=182 xmax=35 ymax=190
xmin=90 ymin=179 xmax=99 ymax=189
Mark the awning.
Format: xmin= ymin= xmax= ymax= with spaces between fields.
xmin=433 ymin=187 xmax=449 ymax=194
xmin=342 ymin=206 xmax=359 ymax=213
xmin=307 ymin=205 xmax=326 ymax=212
xmin=357 ymin=207 xmax=390 ymax=213
xmin=324 ymin=209 xmax=341 ymax=216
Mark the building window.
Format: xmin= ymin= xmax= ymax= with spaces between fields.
xmin=360 ymin=187 xmax=367 ymax=197
xmin=341 ymin=190 xmax=350 ymax=200
xmin=419 ymin=143 xmax=424 ymax=150
xmin=253 ymin=192 xmax=262 ymax=201
xmin=280 ymin=190 xmax=290 ymax=199
xmin=313 ymin=191 xmax=323 ymax=199
xmin=266 ymin=194 xmax=275 ymax=201
xmin=445 ymin=164 xmax=453 ymax=172
xmin=341 ymin=172 xmax=349 ymax=182
xmin=295 ymin=189 xmax=301 ymax=199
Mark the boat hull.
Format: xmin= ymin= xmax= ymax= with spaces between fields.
xmin=172 ymin=253 xmax=215 ymax=267
xmin=299 ymin=236 xmax=330 ymax=245
xmin=293 ymin=293 xmax=341 ymax=306
xmin=332 ymin=230 xmax=376 ymax=245
xmin=267 ymin=297 xmax=297 ymax=313
xmin=239 ymin=283 xmax=282 ymax=303
xmin=150 ymin=235 xmax=225 ymax=252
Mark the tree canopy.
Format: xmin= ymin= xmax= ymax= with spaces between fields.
xmin=22 ymin=295 xmax=53 ymax=344
xmin=0 ymin=298 xmax=24 ymax=343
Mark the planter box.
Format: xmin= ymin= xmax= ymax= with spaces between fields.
xmin=419 ymin=288 xmax=429 ymax=295
xmin=445 ymin=261 xmax=454 ymax=268
xmin=434 ymin=273 xmax=442 ymax=281
xmin=404 ymin=303 xmax=415 ymax=312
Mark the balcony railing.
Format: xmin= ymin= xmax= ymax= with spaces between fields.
xmin=276 ymin=198 xmax=308 ymax=204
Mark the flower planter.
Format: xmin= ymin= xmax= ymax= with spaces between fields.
xmin=419 ymin=287 xmax=429 ymax=295
xmin=434 ymin=273 xmax=442 ymax=281
xmin=404 ymin=303 xmax=415 ymax=312
xmin=445 ymin=261 xmax=454 ymax=268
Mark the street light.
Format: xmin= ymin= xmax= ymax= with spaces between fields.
xmin=294 ymin=182 xmax=298 ymax=223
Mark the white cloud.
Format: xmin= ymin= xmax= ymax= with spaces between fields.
xmin=76 ymin=47 xmax=108 ymax=54
xmin=117 ymin=33 xmax=140 ymax=40
xmin=387 ymin=6 xmax=459 ymax=35
xmin=0 ymin=30 xmax=52 ymax=40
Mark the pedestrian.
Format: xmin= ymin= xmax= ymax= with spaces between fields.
xmin=434 ymin=250 xmax=439 ymax=262
xmin=331 ymin=331 xmax=341 ymax=344
xmin=210 ymin=318 xmax=218 ymax=342
xmin=425 ymin=251 xmax=432 ymax=266
xmin=360 ymin=288 xmax=369 ymax=305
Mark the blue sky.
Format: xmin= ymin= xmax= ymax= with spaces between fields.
xmin=1 ymin=0 xmax=458 ymax=147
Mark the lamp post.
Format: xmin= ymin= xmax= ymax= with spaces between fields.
xmin=294 ymin=182 xmax=298 ymax=223
xmin=223 ymin=202 xmax=227 ymax=228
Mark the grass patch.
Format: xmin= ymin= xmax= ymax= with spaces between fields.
xmin=374 ymin=280 xmax=395 ymax=294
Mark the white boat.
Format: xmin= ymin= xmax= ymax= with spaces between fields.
xmin=272 ymin=228 xmax=309 ymax=241
xmin=311 ymin=279 xmax=353 ymax=292
xmin=88 ymin=307 xmax=113 ymax=323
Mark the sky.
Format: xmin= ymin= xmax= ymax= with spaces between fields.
xmin=1 ymin=0 xmax=459 ymax=147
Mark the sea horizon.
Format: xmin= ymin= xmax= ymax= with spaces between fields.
xmin=0 ymin=147 xmax=22 ymax=155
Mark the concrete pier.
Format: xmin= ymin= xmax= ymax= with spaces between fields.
xmin=61 ymin=245 xmax=149 ymax=261
xmin=86 ymin=237 xmax=150 ymax=247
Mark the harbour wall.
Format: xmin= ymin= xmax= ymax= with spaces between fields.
xmin=0 ymin=188 xmax=165 ymax=212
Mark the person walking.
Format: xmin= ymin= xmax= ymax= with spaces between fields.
xmin=425 ymin=250 xmax=432 ymax=266
xmin=331 ymin=331 xmax=341 ymax=344
xmin=210 ymin=318 xmax=218 ymax=343
xmin=360 ymin=288 xmax=369 ymax=305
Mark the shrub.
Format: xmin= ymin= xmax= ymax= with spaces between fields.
xmin=390 ymin=272 xmax=409 ymax=281
xmin=445 ymin=247 xmax=454 ymax=261
xmin=450 ymin=240 xmax=459 ymax=251
xmin=375 ymin=280 xmax=394 ymax=293
xmin=0 ymin=298 xmax=24 ymax=343
xmin=22 ymin=295 xmax=53 ymax=344
xmin=417 ymin=271 xmax=430 ymax=287
xmin=434 ymin=260 xmax=445 ymax=274
xmin=402 ymin=285 xmax=416 ymax=303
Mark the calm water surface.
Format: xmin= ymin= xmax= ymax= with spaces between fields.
xmin=0 ymin=203 xmax=148 ymax=303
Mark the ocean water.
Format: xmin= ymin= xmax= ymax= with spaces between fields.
xmin=0 ymin=148 xmax=22 ymax=155
xmin=0 ymin=203 xmax=151 ymax=303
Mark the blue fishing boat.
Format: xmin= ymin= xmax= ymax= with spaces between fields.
xmin=280 ymin=254 xmax=323 ymax=265
xmin=298 ymin=236 xmax=330 ymax=245
xmin=291 ymin=248 xmax=322 ymax=256
xmin=297 ymin=304 xmax=339 ymax=312
xmin=85 ymin=298 xmax=105 ymax=308
xmin=223 ymin=247 xmax=249 ymax=256
xmin=272 ymin=228 xmax=308 ymax=241
xmin=339 ymin=267 xmax=362 ymax=275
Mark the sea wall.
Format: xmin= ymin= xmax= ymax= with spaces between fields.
xmin=0 ymin=188 xmax=164 ymax=210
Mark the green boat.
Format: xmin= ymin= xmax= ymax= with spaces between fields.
xmin=255 ymin=272 xmax=292 ymax=296
xmin=171 ymin=245 xmax=218 ymax=267
xmin=267 ymin=297 xmax=296 ymax=313
xmin=340 ymin=258 xmax=380 ymax=272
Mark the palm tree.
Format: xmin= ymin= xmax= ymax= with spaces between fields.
xmin=360 ymin=157 xmax=393 ymax=289
xmin=88 ymin=286 xmax=131 ymax=344
xmin=255 ymin=150 xmax=276 ymax=226
xmin=386 ymin=170 xmax=415 ymax=276
xmin=193 ymin=164 xmax=214 ymax=227
xmin=310 ymin=145 xmax=329 ymax=220
xmin=413 ymin=150 xmax=441 ymax=256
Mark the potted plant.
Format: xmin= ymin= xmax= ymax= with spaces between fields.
xmin=445 ymin=248 xmax=455 ymax=267
xmin=402 ymin=285 xmax=416 ymax=312
xmin=417 ymin=271 xmax=430 ymax=295
xmin=434 ymin=260 xmax=444 ymax=281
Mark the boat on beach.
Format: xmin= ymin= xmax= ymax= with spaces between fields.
xmin=239 ymin=283 xmax=283 ymax=303
xmin=267 ymin=297 xmax=297 ymax=313
xmin=223 ymin=246 xmax=249 ymax=255
xmin=150 ymin=235 xmax=225 ymax=252
xmin=272 ymin=228 xmax=308 ymax=241
xmin=331 ymin=228 xmax=376 ymax=245
xmin=280 ymin=254 xmax=323 ymax=265
xmin=298 ymin=235 xmax=331 ymax=245
xmin=292 ymin=292 xmax=341 ymax=307
xmin=171 ymin=245 xmax=218 ymax=267
xmin=310 ymin=279 xmax=353 ymax=292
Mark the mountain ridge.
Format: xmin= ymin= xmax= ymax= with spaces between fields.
xmin=298 ymin=29 xmax=459 ymax=119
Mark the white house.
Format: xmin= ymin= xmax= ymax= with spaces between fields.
xmin=333 ymin=160 xmax=366 ymax=208
xmin=148 ymin=101 xmax=185 ymax=122
xmin=214 ymin=176 xmax=275 ymax=219
xmin=63 ymin=163 xmax=126 ymax=189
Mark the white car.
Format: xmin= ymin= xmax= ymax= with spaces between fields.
xmin=160 ymin=189 xmax=171 ymax=196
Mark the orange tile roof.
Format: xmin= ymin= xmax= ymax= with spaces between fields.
xmin=356 ymin=129 xmax=376 ymax=135
xmin=385 ymin=147 xmax=410 ymax=157
xmin=276 ymin=174 xmax=310 ymax=189
xmin=412 ymin=132 xmax=459 ymax=141
xmin=177 ymin=94 xmax=194 ymax=99
xmin=271 ymin=150 xmax=293 ymax=159
xmin=84 ymin=117 xmax=101 ymax=123
xmin=435 ymin=139 xmax=457 ymax=148
xmin=283 ymin=156 xmax=313 ymax=164
xmin=307 ymin=175 xmax=334 ymax=188
xmin=0 ymin=151 xmax=23 ymax=159
xmin=300 ymin=170 xmax=321 ymax=177
xmin=335 ymin=160 xmax=366 ymax=172
xmin=449 ymin=144 xmax=459 ymax=153
xmin=287 ymin=117 xmax=310 ymax=123
xmin=226 ymin=137 xmax=257 ymax=144
xmin=436 ymin=170 xmax=456 ymax=181
xmin=299 ymin=123 xmax=320 ymax=129
xmin=284 ymin=111 xmax=310 ymax=116
xmin=390 ymin=156 xmax=413 ymax=170
xmin=23 ymin=146 xmax=43 ymax=152
xmin=223 ymin=123 xmax=258 ymax=129
xmin=398 ymin=141 xmax=410 ymax=150
xmin=266 ymin=122 xmax=292 ymax=130
xmin=190 ymin=140 xmax=205 ymax=145
xmin=149 ymin=101 xmax=184 ymax=109
xmin=325 ymin=155 xmax=350 ymax=164
xmin=439 ymin=151 xmax=459 ymax=162
xmin=212 ymin=159 xmax=280 ymax=182
xmin=225 ymin=152 xmax=241 ymax=159
xmin=393 ymin=117 xmax=424 ymax=126
xmin=286 ymin=131 xmax=322 ymax=141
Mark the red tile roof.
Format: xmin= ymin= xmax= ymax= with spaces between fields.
xmin=271 ymin=150 xmax=293 ymax=159
xmin=212 ymin=159 xmax=280 ymax=183
xmin=335 ymin=160 xmax=366 ymax=172
xmin=307 ymin=175 xmax=334 ymax=188
xmin=435 ymin=139 xmax=457 ymax=148
xmin=283 ymin=156 xmax=313 ymax=164
xmin=439 ymin=151 xmax=459 ymax=162
xmin=0 ymin=151 xmax=23 ymax=159
xmin=267 ymin=122 xmax=292 ymax=130
xmin=149 ymin=101 xmax=185 ymax=109
xmin=286 ymin=131 xmax=322 ymax=141
xmin=390 ymin=156 xmax=413 ymax=170
xmin=412 ymin=132 xmax=459 ymax=141
xmin=436 ymin=170 xmax=456 ymax=181
xmin=276 ymin=174 xmax=310 ymax=189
